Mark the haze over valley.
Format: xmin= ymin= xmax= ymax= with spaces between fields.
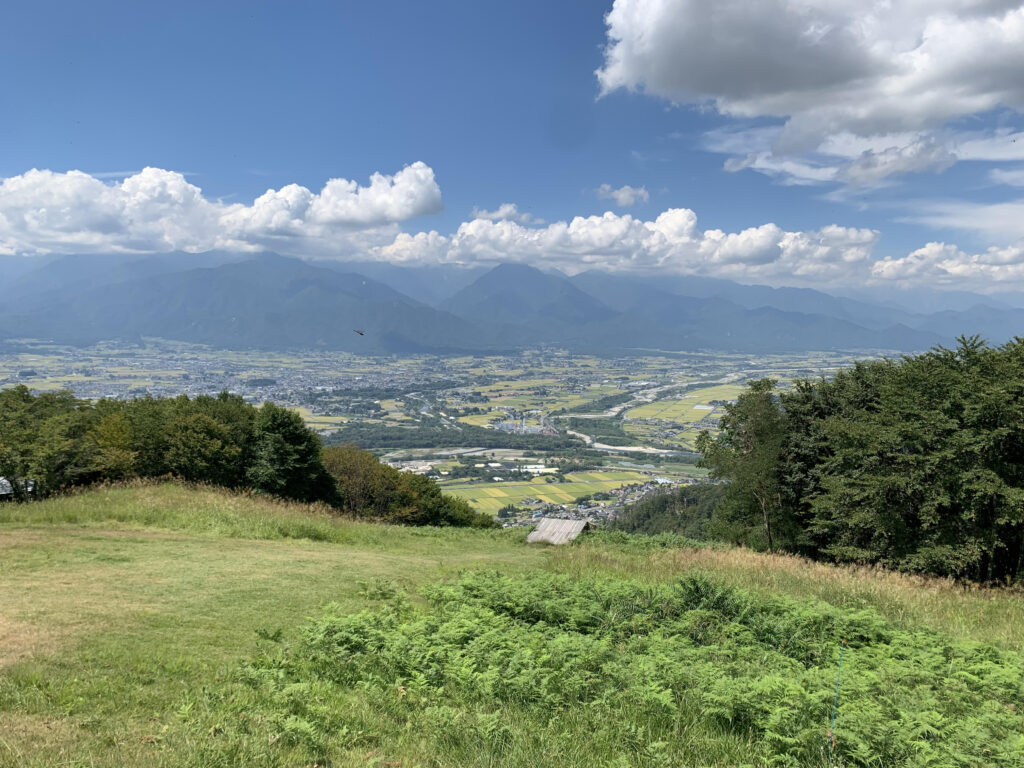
xmin=5 ymin=250 xmax=1024 ymax=355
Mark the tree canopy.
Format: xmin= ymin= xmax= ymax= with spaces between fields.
xmin=697 ymin=337 xmax=1024 ymax=582
xmin=0 ymin=387 xmax=494 ymax=528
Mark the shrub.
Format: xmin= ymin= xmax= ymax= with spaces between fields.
xmin=219 ymin=571 xmax=1024 ymax=767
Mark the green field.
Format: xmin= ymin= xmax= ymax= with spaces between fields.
xmin=452 ymin=378 xmax=627 ymax=426
xmin=625 ymin=383 xmax=748 ymax=421
xmin=441 ymin=470 xmax=649 ymax=513
xmin=292 ymin=405 xmax=348 ymax=432
xmin=621 ymin=383 xmax=749 ymax=448
xmin=2 ymin=484 xmax=1023 ymax=767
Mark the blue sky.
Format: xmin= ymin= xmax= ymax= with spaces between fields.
xmin=3 ymin=0 xmax=1024 ymax=292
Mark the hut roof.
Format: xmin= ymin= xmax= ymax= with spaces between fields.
xmin=526 ymin=518 xmax=589 ymax=545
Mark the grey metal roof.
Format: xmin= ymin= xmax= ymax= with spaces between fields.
xmin=526 ymin=518 xmax=589 ymax=545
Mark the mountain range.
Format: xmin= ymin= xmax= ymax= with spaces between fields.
xmin=2 ymin=251 xmax=1022 ymax=354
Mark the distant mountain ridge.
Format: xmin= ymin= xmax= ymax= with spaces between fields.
xmin=2 ymin=253 xmax=489 ymax=353
xmin=442 ymin=263 xmax=617 ymax=328
xmin=0 ymin=251 xmax=1019 ymax=353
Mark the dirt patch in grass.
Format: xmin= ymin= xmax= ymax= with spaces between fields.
xmin=0 ymin=616 xmax=58 ymax=669
xmin=0 ymin=712 xmax=78 ymax=762
xmin=0 ymin=530 xmax=48 ymax=551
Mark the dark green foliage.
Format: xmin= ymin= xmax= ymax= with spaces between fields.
xmin=321 ymin=444 xmax=495 ymax=527
xmin=0 ymin=388 xmax=489 ymax=527
xmin=497 ymin=503 xmax=518 ymax=519
xmin=698 ymin=337 xmax=1024 ymax=582
xmin=246 ymin=403 xmax=334 ymax=503
xmin=223 ymin=571 xmax=1024 ymax=767
xmin=612 ymin=482 xmax=726 ymax=539
xmin=0 ymin=385 xmax=95 ymax=498
xmin=697 ymin=378 xmax=787 ymax=550
xmin=165 ymin=413 xmax=242 ymax=487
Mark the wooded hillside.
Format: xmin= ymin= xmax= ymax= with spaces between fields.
xmin=697 ymin=336 xmax=1024 ymax=582
xmin=0 ymin=386 xmax=492 ymax=527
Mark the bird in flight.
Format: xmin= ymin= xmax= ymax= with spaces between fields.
xmin=353 ymin=329 xmax=365 ymax=336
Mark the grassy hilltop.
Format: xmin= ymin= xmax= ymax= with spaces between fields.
xmin=2 ymin=483 xmax=1023 ymax=767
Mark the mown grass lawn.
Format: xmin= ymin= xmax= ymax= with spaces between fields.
xmin=0 ymin=484 xmax=544 ymax=767
xmin=2 ymin=483 xmax=1023 ymax=767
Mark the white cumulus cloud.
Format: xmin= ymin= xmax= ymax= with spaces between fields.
xmin=366 ymin=206 xmax=880 ymax=287
xmin=470 ymin=202 xmax=537 ymax=223
xmin=599 ymin=0 xmax=1024 ymax=185
xmin=6 ymin=164 xmax=1024 ymax=292
xmin=596 ymin=183 xmax=650 ymax=207
xmin=872 ymin=240 xmax=1024 ymax=289
xmin=990 ymin=166 xmax=1024 ymax=186
xmin=0 ymin=163 xmax=442 ymax=257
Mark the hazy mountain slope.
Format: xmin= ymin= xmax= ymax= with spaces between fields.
xmin=571 ymin=270 xmax=917 ymax=330
xmin=0 ymin=253 xmax=947 ymax=353
xmin=441 ymin=263 xmax=617 ymax=330
xmin=6 ymin=252 xmax=246 ymax=303
xmin=910 ymin=305 xmax=1024 ymax=342
xmin=1 ymin=254 xmax=493 ymax=353
xmin=324 ymin=261 xmax=489 ymax=307
xmin=836 ymin=285 xmax=1022 ymax=314
xmin=568 ymin=270 xmax=940 ymax=352
xmin=0 ymin=255 xmax=46 ymax=289
xmin=576 ymin=270 xmax=1024 ymax=346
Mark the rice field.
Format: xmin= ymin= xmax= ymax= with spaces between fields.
xmin=441 ymin=470 xmax=649 ymax=513
xmin=618 ymin=383 xmax=749 ymax=449
xmin=292 ymin=406 xmax=348 ymax=432
xmin=452 ymin=381 xmax=627 ymax=426
xmin=625 ymin=383 xmax=748 ymax=421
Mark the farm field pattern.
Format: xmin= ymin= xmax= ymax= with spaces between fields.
xmin=623 ymin=383 xmax=751 ymax=449
xmin=2 ymin=339 xmax=870 ymax=511
xmin=2 ymin=340 xmax=863 ymax=448
xmin=441 ymin=471 xmax=651 ymax=514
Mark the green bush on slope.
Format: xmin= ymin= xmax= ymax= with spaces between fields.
xmin=0 ymin=385 xmax=493 ymax=527
xmin=205 ymin=571 xmax=1024 ymax=767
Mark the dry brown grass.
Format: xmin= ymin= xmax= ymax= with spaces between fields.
xmin=554 ymin=541 xmax=1024 ymax=652
xmin=0 ymin=617 xmax=58 ymax=670
xmin=0 ymin=712 xmax=78 ymax=763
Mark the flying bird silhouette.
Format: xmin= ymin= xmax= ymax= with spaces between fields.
xmin=353 ymin=329 xmax=365 ymax=336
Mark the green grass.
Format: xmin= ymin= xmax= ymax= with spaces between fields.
xmin=0 ymin=484 xmax=540 ymax=767
xmin=2 ymin=483 xmax=1023 ymax=767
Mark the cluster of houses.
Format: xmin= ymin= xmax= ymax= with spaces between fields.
xmin=386 ymin=458 xmax=559 ymax=481
xmin=501 ymin=478 xmax=685 ymax=529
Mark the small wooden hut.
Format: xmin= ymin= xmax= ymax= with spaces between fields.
xmin=526 ymin=518 xmax=589 ymax=545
